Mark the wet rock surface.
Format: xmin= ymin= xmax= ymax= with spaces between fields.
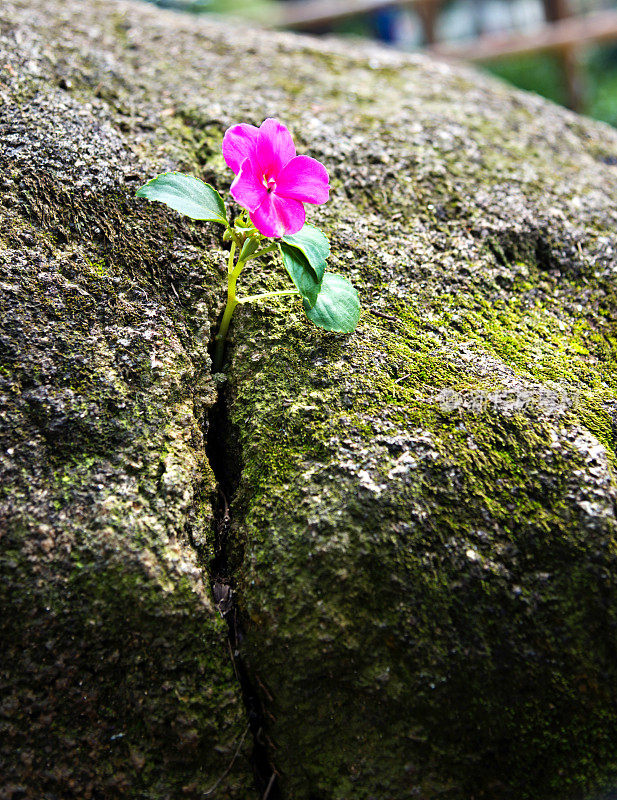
xmin=2 ymin=0 xmax=617 ymax=798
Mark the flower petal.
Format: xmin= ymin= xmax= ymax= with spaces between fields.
xmin=230 ymin=157 xmax=268 ymax=212
xmin=222 ymin=123 xmax=260 ymax=174
xmin=274 ymin=155 xmax=330 ymax=205
xmin=257 ymin=118 xmax=296 ymax=178
xmin=250 ymin=193 xmax=305 ymax=238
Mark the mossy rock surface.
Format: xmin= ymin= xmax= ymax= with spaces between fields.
xmin=0 ymin=1 xmax=252 ymax=796
xmin=2 ymin=0 xmax=617 ymax=798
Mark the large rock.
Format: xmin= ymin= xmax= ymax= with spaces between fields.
xmin=2 ymin=1 xmax=617 ymax=798
xmin=223 ymin=62 xmax=617 ymax=800
xmin=0 ymin=3 xmax=253 ymax=797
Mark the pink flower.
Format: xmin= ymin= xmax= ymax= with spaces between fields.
xmin=222 ymin=118 xmax=330 ymax=238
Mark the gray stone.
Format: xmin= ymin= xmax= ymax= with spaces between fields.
xmin=2 ymin=0 xmax=617 ymax=798
xmin=0 ymin=2 xmax=252 ymax=797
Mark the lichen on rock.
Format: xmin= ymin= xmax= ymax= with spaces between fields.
xmin=216 ymin=28 xmax=617 ymax=800
xmin=0 ymin=2 xmax=251 ymax=796
xmin=2 ymin=0 xmax=617 ymax=798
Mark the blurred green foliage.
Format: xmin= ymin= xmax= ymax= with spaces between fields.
xmin=146 ymin=0 xmax=273 ymax=19
xmin=483 ymin=44 xmax=617 ymax=127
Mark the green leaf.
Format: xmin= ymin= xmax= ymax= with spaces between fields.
xmin=136 ymin=172 xmax=227 ymax=224
xmin=281 ymin=224 xmax=329 ymax=282
xmin=303 ymin=273 xmax=360 ymax=333
xmin=279 ymin=244 xmax=322 ymax=309
xmin=239 ymin=237 xmax=260 ymax=262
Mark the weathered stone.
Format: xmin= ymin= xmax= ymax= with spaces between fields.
xmin=216 ymin=25 xmax=617 ymax=800
xmin=2 ymin=0 xmax=617 ymax=798
xmin=0 ymin=2 xmax=252 ymax=797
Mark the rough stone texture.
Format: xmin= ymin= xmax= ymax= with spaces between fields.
xmin=2 ymin=1 xmax=617 ymax=799
xmin=217 ymin=25 xmax=617 ymax=800
xmin=0 ymin=3 xmax=252 ymax=797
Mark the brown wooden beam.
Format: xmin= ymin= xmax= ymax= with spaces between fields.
xmin=276 ymin=0 xmax=426 ymax=31
xmin=430 ymin=9 xmax=617 ymax=62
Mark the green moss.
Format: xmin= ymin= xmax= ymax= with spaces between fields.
xmin=1 ymin=520 xmax=249 ymax=797
xmin=0 ymin=17 xmax=253 ymax=793
xmin=217 ymin=86 xmax=617 ymax=796
xmin=163 ymin=111 xmax=229 ymax=184
xmin=5 ymin=0 xmax=617 ymax=796
xmin=227 ymin=299 xmax=617 ymax=796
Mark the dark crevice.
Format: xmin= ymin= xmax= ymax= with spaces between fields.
xmin=203 ymin=373 xmax=283 ymax=800
xmin=482 ymin=225 xmax=584 ymax=278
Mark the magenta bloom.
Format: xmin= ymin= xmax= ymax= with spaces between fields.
xmin=222 ymin=118 xmax=330 ymax=238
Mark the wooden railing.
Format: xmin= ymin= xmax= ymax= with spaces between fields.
xmin=430 ymin=9 xmax=617 ymax=60
xmin=277 ymin=0 xmax=444 ymax=43
xmin=276 ymin=0 xmax=617 ymax=111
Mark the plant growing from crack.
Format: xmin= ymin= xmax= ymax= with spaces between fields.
xmin=136 ymin=118 xmax=360 ymax=371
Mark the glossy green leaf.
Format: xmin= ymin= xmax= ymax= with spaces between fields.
xmin=281 ymin=224 xmax=329 ymax=282
xmin=303 ymin=273 xmax=360 ymax=333
xmin=279 ymin=243 xmax=322 ymax=309
xmin=136 ymin=172 xmax=227 ymax=224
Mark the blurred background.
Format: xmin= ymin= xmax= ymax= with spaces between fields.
xmin=144 ymin=0 xmax=617 ymax=126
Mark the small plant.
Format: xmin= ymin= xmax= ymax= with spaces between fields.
xmin=136 ymin=118 xmax=360 ymax=371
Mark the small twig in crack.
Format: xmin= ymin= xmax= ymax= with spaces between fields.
xmin=227 ymin=637 xmax=240 ymax=684
xmin=202 ymin=723 xmax=250 ymax=797
xmin=255 ymin=673 xmax=274 ymax=703
xmin=262 ymin=772 xmax=277 ymax=800
xmin=370 ymin=308 xmax=398 ymax=323
xmin=218 ymin=485 xmax=231 ymax=528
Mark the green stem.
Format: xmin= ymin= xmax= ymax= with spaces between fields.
xmin=214 ymin=246 xmax=244 ymax=371
xmin=226 ymin=240 xmax=236 ymax=273
xmin=237 ymin=289 xmax=299 ymax=305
